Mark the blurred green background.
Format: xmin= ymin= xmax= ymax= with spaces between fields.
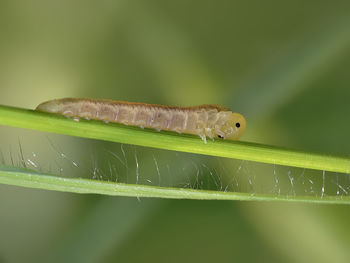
xmin=1 ymin=1 xmax=350 ymax=262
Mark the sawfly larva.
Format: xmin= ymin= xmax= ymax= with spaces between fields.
xmin=36 ymin=98 xmax=246 ymax=143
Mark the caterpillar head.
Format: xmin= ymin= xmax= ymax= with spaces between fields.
xmin=216 ymin=112 xmax=246 ymax=140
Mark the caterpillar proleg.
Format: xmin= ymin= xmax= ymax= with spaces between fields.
xmin=36 ymin=98 xmax=246 ymax=143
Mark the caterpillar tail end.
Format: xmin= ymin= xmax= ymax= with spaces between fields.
xmin=35 ymin=99 xmax=61 ymax=114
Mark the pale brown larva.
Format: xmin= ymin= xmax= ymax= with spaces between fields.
xmin=36 ymin=98 xmax=246 ymax=143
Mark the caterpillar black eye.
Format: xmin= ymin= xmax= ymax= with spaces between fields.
xmin=235 ymin=122 xmax=241 ymax=128
xmin=218 ymin=135 xmax=224 ymax=139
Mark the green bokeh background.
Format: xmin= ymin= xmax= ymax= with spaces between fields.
xmin=1 ymin=1 xmax=350 ymax=262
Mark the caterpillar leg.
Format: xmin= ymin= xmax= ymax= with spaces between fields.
xmin=205 ymin=128 xmax=215 ymax=141
xmin=215 ymin=127 xmax=226 ymax=139
xmin=198 ymin=131 xmax=207 ymax=144
xmin=174 ymin=127 xmax=183 ymax=134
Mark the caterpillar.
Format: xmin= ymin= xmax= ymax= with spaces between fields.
xmin=36 ymin=98 xmax=246 ymax=143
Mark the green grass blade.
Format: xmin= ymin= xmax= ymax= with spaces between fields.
xmin=0 ymin=165 xmax=349 ymax=204
xmin=0 ymin=104 xmax=349 ymax=174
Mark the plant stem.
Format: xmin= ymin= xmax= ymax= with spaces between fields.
xmin=0 ymin=166 xmax=348 ymax=204
xmin=0 ymin=104 xmax=349 ymax=174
